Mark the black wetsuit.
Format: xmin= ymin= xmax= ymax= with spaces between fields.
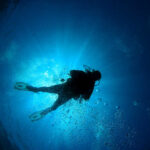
xmin=27 ymin=70 xmax=95 ymax=111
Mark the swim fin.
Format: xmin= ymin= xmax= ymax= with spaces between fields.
xmin=14 ymin=82 xmax=29 ymax=91
xmin=29 ymin=110 xmax=45 ymax=122
xmin=29 ymin=108 xmax=51 ymax=122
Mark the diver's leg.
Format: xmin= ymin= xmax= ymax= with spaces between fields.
xmin=42 ymin=95 xmax=69 ymax=113
xmin=29 ymin=95 xmax=70 ymax=121
xmin=14 ymin=82 xmax=64 ymax=93
xmin=26 ymin=84 xmax=63 ymax=93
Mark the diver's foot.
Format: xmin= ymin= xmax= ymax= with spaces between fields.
xmin=14 ymin=82 xmax=29 ymax=91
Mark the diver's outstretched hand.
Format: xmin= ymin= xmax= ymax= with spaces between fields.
xmin=14 ymin=82 xmax=29 ymax=91
xmin=29 ymin=108 xmax=51 ymax=122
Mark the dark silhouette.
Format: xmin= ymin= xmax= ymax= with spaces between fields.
xmin=15 ymin=67 xmax=101 ymax=121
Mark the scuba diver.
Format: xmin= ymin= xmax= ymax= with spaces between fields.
xmin=14 ymin=65 xmax=101 ymax=122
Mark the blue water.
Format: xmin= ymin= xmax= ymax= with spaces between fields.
xmin=0 ymin=0 xmax=150 ymax=150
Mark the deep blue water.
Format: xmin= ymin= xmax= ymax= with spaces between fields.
xmin=0 ymin=0 xmax=150 ymax=150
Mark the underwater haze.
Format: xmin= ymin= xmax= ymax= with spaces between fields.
xmin=0 ymin=0 xmax=150 ymax=150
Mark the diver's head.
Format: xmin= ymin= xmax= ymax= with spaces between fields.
xmin=92 ymin=70 xmax=101 ymax=81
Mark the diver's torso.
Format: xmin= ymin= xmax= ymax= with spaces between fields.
xmin=67 ymin=73 xmax=95 ymax=95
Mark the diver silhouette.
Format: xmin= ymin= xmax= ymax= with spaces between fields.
xmin=14 ymin=66 xmax=101 ymax=121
